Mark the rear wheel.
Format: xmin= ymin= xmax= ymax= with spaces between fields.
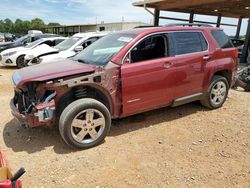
xmin=59 ymin=98 xmax=111 ymax=149
xmin=200 ymin=75 xmax=229 ymax=109
xmin=16 ymin=55 xmax=25 ymax=69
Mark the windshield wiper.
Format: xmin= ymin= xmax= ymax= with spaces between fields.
xmin=76 ymin=59 xmax=88 ymax=64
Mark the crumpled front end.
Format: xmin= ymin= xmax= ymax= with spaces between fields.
xmin=10 ymin=82 xmax=58 ymax=128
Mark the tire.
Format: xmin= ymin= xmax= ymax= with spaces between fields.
xmin=59 ymin=98 xmax=111 ymax=149
xmin=200 ymin=75 xmax=229 ymax=109
xmin=16 ymin=55 xmax=25 ymax=69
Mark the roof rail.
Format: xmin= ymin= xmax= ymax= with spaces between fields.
xmin=133 ymin=25 xmax=159 ymax=29
xmin=165 ymin=23 xmax=213 ymax=28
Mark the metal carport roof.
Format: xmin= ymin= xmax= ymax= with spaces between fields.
xmin=133 ymin=0 xmax=250 ymax=64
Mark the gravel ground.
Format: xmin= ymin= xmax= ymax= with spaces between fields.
xmin=0 ymin=66 xmax=250 ymax=188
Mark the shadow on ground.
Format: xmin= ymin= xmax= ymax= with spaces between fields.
xmin=0 ymin=66 xmax=17 ymax=70
xmin=3 ymin=102 xmax=207 ymax=154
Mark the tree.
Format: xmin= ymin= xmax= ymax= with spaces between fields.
xmin=4 ymin=19 xmax=14 ymax=33
xmin=30 ymin=18 xmax=46 ymax=31
xmin=22 ymin=21 xmax=31 ymax=34
xmin=14 ymin=19 xmax=31 ymax=35
xmin=48 ymin=22 xmax=60 ymax=26
xmin=0 ymin=18 xmax=61 ymax=34
xmin=0 ymin=20 xmax=4 ymax=33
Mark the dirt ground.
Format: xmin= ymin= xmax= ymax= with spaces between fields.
xmin=0 ymin=65 xmax=250 ymax=188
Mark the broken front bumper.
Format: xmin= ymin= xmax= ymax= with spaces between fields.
xmin=10 ymin=99 xmax=28 ymax=127
xmin=10 ymin=99 xmax=55 ymax=128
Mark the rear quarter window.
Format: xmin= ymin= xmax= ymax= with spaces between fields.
xmin=211 ymin=30 xmax=234 ymax=49
xmin=170 ymin=32 xmax=208 ymax=55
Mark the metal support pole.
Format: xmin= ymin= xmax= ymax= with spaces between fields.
xmin=216 ymin=14 xmax=222 ymax=27
xmin=240 ymin=18 xmax=250 ymax=64
xmin=154 ymin=9 xmax=160 ymax=26
xmin=189 ymin=11 xmax=194 ymax=23
xmin=235 ymin=17 xmax=242 ymax=39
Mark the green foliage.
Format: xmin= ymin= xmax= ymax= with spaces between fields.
xmin=30 ymin=18 xmax=45 ymax=30
xmin=48 ymin=22 xmax=60 ymax=26
xmin=4 ymin=19 xmax=14 ymax=33
xmin=0 ymin=18 xmax=59 ymax=35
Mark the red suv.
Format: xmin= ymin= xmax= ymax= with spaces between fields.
xmin=11 ymin=25 xmax=238 ymax=149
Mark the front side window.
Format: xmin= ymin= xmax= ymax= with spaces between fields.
xmin=43 ymin=40 xmax=54 ymax=46
xmin=171 ymin=32 xmax=208 ymax=55
xmin=130 ymin=35 xmax=168 ymax=63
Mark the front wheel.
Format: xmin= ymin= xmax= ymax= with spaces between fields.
xmin=59 ymin=98 xmax=111 ymax=149
xmin=16 ymin=55 xmax=26 ymax=69
xmin=200 ymin=75 xmax=229 ymax=109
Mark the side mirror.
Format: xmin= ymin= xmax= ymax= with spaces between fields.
xmin=74 ymin=46 xmax=83 ymax=52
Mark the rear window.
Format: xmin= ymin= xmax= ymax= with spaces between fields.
xmin=171 ymin=32 xmax=208 ymax=55
xmin=211 ymin=30 xmax=234 ymax=49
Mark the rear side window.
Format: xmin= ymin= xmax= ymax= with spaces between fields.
xmin=171 ymin=32 xmax=208 ymax=55
xmin=211 ymin=30 xmax=233 ymax=49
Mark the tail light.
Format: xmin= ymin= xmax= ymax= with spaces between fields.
xmin=233 ymin=48 xmax=238 ymax=59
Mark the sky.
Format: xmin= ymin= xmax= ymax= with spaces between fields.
xmin=0 ymin=0 xmax=248 ymax=36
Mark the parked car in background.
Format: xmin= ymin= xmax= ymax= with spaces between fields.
xmin=0 ymin=37 xmax=66 ymax=68
xmin=4 ymin=33 xmax=16 ymax=42
xmin=0 ymin=32 xmax=59 ymax=53
xmin=10 ymin=25 xmax=238 ymax=149
xmin=25 ymin=32 xmax=109 ymax=66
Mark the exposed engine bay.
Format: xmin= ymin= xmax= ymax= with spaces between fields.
xmin=13 ymin=82 xmax=57 ymax=127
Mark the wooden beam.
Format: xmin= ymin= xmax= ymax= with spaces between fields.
xmin=154 ymin=8 xmax=160 ymax=26
xmin=236 ymin=17 xmax=243 ymax=39
xmin=134 ymin=0 xmax=226 ymax=9
xmin=133 ymin=0 xmax=250 ymax=18
xmin=240 ymin=18 xmax=250 ymax=64
xmin=216 ymin=14 xmax=222 ymax=27
xmin=189 ymin=11 xmax=194 ymax=23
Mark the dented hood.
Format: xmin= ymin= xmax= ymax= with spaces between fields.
xmin=13 ymin=58 xmax=96 ymax=88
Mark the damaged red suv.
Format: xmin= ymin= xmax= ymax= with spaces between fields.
xmin=11 ymin=25 xmax=238 ymax=149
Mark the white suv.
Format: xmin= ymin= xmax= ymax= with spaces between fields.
xmin=0 ymin=37 xmax=66 ymax=68
xmin=26 ymin=32 xmax=110 ymax=65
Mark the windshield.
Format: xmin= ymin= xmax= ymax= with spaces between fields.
xmin=24 ymin=39 xmax=43 ymax=48
xmin=15 ymin=35 xmax=29 ymax=43
xmin=54 ymin=37 xmax=82 ymax=51
xmin=73 ymin=33 xmax=137 ymax=66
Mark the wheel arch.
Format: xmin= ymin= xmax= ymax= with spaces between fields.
xmin=16 ymin=54 xmax=25 ymax=67
xmin=56 ymin=84 xmax=114 ymax=118
xmin=212 ymin=69 xmax=232 ymax=87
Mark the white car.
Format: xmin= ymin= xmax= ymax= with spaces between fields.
xmin=26 ymin=32 xmax=110 ymax=65
xmin=0 ymin=37 xmax=66 ymax=68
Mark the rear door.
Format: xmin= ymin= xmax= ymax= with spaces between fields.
xmin=168 ymin=31 xmax=210 ymax=99
xmin=121 ymin=34 xmax=176 ymax=116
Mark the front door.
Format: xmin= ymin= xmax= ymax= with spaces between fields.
xmin=121 ymin=34 xmax=176 ymax=116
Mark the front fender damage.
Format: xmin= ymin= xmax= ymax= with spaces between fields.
xmin=12 ymin=62 xmax=121 ymax=128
